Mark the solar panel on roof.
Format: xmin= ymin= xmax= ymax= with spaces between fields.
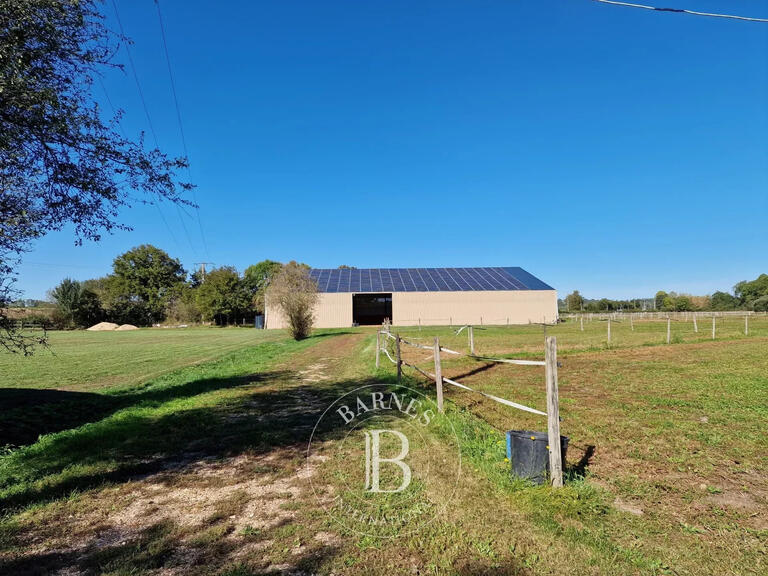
xmin=306 ymin=267 xmax=552 ymax=293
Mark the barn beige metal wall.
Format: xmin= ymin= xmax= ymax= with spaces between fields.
xmin=391 ymin=290 xmax=557 ymax=326
xmin=265 ymin=292 xmax=352 ymax=329
xmin=266 ymin=290 xmax=557 ymax=328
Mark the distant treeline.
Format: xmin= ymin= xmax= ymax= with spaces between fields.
xmin=21 ymin=245 xmax=289 ymax=329
xmin=559 ymin=275 xmax=768 ymax=313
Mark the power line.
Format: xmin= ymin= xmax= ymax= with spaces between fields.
xmin=109 ymin=0 xmax=200 ymax=258
xmin=154 ymin=0 xmax=211 ymax=259
xmin=109 ymin=0 xmax=159 ymax=148
xmin=591 ymin=0 xmax=768 ymax=23
xmin=98 ymin=77 xmax=183 ymax=254
xmin=154 ymin=0 xmax=188 ymax=160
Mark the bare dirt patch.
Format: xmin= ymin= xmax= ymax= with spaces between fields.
xmin=3 ymin=332 xmax=365 ymax=575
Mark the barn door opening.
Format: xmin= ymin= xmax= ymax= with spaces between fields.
xmin=353 ymin=293 xmax=392 ymax=325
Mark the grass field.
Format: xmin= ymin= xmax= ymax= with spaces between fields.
xmin=0 ymin=327 xmax=284 ymax=392
xmin=391 ymin=314 xmax=768 ymax=355
xmin=0 ymin=328 xmax=287 ymax=448
xmin=1 ymin=322 xmax=766 ymax=575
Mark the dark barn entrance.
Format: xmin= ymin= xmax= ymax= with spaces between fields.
xmin=353 ymin=293 xmax=392 ymax=325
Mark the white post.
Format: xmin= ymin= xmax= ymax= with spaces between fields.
xmin=693 ymin=314 xmax=698 ymax=333
xmin=667 ymin=317 xmax=671 ymax=344
xmin=745 ymin=315 xmax=749 ymax=336
xmin=375 ymin=330 xmax=381 ymax=368
xmin=712 ymin=316 xmax=716 ymax=340
xmin=630 ymin=314 xmax=634 ymax=331
xmin=433 ymin=337 xmax=444 ymax=413
xmin=607 ymin=318 xmax=611 ymax=344
xmin=469 ymin=326 xmax=475 ymax=355
xmin=545 ymin=336 xmax=563 ymax=488
xmin=580 ymin=316 xmax=584 ymax=332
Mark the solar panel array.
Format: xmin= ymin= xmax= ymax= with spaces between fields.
xmin=308 ymin=267 xmax=553 ymax=293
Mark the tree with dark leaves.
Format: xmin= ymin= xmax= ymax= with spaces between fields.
xmin=0 ymin=0 xmax=192 ymax=353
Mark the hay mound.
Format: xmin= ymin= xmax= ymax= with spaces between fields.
xmin=116 ymin=324 xmax=139 ymax=331
xmin=87 ymin=322 xmax=119 ymax=331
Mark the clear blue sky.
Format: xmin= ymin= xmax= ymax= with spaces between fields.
xmin=16 ymin=0 xmax=768 ymax=300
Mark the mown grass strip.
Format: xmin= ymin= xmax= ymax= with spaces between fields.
xmin=0 ymin=334 xmax=322 ymax=513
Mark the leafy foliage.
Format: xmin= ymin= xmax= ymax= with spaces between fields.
xmin=243 ymin=260 xmax=282 ymax=314
xmin=564 ymin=290 xmax=584 ymax=312
xmin=266 ymin=262 xmax=318 ymax=340
xmin=0 ymin=0 xmax=191 ymax=351
xmin=104 ymin=245 xmax=186 ymax=325
xmin=734 ymin=274 xmax=768 ymax=309
xmin=195 ymin=266 xmax=252 ymax=325
xmin=752 ymin=295 xmax=768 ymax=312
xmin=710 ymin=291 xmax=739 ymax=311
xmin=49 ymin=278 xmax=82 ymax=325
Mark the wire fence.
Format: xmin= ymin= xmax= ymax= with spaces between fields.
xmin=375 ymin=326 xmax=565 ymax=487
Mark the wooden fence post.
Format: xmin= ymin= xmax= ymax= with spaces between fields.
xmin=395 ymin=334 xmax=402 ymax=382
xmin=712 ymin=316 xmax=716 ymax=340
xmin=469 ymin=326 xmax=475 ymax=355
xmin=375 ymin=330 xmax=380 ymax=369
xmin=667 ymin=317 xmax=671 ymax=344
xmin=545 ymin=336 xmax=563 ymax=488
xmin=693 ymin=314 xmax=698 ymax=333
xmin=433 ymin=337 xmax=444 ymax=413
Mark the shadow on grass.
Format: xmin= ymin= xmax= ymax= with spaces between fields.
xmin=0 ymin=330 xmax=360 ymax=449
xmin=566 ymin=444 xmax=596 ymax=479
xmin=0 ymin=341 xmax=382 ymax=573
xmin=0 ymin=369 xmax=393 ymax=512
xmin=0 ymin=372 xmax=288 ymax=448
xmin=0 ymin=518 xmax=340 ymax=576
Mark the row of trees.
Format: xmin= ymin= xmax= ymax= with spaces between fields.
xmin=46 ymin=245 xmax=285 ymax=328
xmin=655 ymin=276 xmax=768 ymax=311
xmin=561 ymin=274 xmax=768 ymax=313
xmin=561 ymin=291 xmax=653 ymax=313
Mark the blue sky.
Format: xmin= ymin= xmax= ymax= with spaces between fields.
xmin=15 ymin=0 xmax=768 ymax=300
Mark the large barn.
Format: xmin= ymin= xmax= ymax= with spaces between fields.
xmin=265 ymin=266 xmax=557 ymax=329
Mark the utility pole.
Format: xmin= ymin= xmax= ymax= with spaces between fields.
xmin=194 ymin=262 xmax=214 ymax=283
